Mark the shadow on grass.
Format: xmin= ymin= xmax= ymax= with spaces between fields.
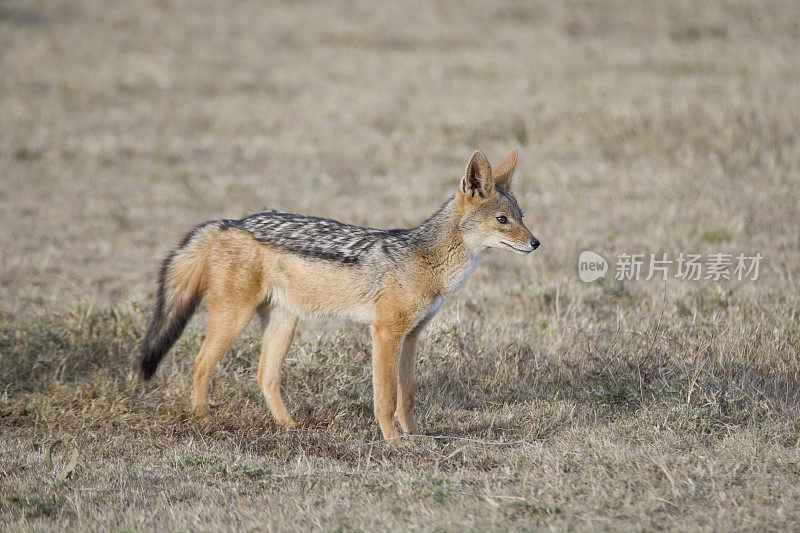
xmin=2 ymin=303 xmax=800 ymax=458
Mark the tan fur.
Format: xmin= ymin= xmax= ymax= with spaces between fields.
xmin=492 ymin=148 xmax=518 ymax=191
xmin=164 ymin=227 xmax=218 ymax=322
xmin=156 ymin=149 xmax=537 ymax=442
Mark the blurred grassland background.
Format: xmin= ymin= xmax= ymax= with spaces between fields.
xmin=1 ymin=0 xmax=800 ymax=530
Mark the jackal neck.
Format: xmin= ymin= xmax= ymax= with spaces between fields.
xmin=410 ymin=198 xmax=483 ymax=294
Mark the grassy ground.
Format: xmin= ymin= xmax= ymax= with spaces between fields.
xmin=2 ymin=0 xmax=800 ymax=530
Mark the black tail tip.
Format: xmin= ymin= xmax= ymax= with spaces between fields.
xmin=139 ymin=348 xmax=159 ymax=380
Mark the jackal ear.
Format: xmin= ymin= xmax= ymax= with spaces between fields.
xmin=493 ymin=148 xmax=518 ymax=192
xmin=460 ymin=150 xmax=494 ymax=200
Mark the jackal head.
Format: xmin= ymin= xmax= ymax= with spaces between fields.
xmin=455 ymin=149 xmax=539 ymax=254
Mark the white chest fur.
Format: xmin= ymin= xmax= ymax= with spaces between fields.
xmin=442 ymin=251 xmax=484 ymax=294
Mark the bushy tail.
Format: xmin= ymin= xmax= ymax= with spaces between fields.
xmin=140 ymin=221 xmax=222 ymax=379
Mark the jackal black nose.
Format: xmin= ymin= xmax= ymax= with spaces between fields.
xmin=531 ymin=237 xmax=540 ymax=250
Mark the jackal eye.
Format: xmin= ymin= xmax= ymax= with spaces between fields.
xmin=496 ymin=215 xmax=508 ymax=224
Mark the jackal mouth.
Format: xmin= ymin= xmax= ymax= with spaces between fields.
xmin=500 ymin=241 xmax=533 ymax=254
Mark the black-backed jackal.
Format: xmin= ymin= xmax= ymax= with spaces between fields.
xmin=140 ymin=149 xmax=539 ymax=441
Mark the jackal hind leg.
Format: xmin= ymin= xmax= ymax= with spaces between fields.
xmin=256 ymin=303 xmax=299 ymax=427
xmin=192 ymin=304 xmax=256 ymax=418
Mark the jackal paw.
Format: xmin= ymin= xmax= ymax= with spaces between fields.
xmin=192 ymin=405 xmax=212 ymax=422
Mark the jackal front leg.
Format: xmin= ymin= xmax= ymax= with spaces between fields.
xmin=396 ymin=322 xmax=427 ymax=435
xmin=370 ymin=322 xmax=404 ymax=442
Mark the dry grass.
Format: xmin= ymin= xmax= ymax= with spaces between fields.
xmin=2 ymin=0 xmax=800 ymax=530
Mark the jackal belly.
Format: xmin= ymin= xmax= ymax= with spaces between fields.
xmin=259 ymin=246 xmax=382 ymax=323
